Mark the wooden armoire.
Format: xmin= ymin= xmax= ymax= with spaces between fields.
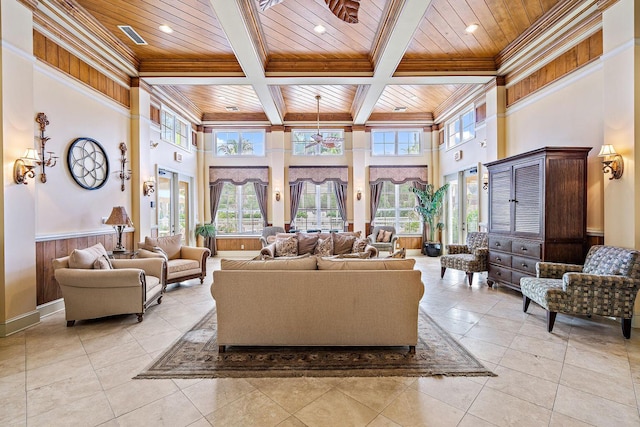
xmin=485 ymin=147 xmax=591 ymax=291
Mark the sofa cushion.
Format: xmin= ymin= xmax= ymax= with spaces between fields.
xmin=382 ymin=230 xmax=392 ymax=243
xmin=297 ymin=232 xmax=319 ymax=255
xmin=314 ymin=237 xmax=333 ymax=256
xmin=352 ymin=237 xmax=369 ymax=253
xmin=93 ymin=254 xmax=113 ymax=270
xmin=275 ymin=235 xmax=298 ymax=257
xmin=317 ymin=257 xmax=416 ymax=270
xmin=145 ymin=234 xmax=182 ymax=260
xmin=376 ymin=229 xmax=386 ymax=242
xmin=168 ymin=259 xmax=200 ymax=274
xmin=221 ymin=256 xmax=317 ymax=270
xmin=332 ymin=232 xmax=356 ymax=255
xmin=69 ymin=243 xmax=110 ymax=269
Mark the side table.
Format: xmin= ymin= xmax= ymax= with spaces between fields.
xmin=107 ymin=250 xmax=138 ymax=259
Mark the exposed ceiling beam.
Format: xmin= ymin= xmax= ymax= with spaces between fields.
xmin=351 ymin=0 xmax=435 ymax=124
xmin=207 ymin=0 xmax=283 ymax=125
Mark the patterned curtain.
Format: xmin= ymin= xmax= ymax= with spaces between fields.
xmin=369 ymin=182 xmax=384 ymax=224
xmin=253 ymin=182 xmax=269 ymax=227
xmin=333 ymin=182 xmax=348 ymax=231
xmin=289 ymin=182 xmax=304 ymax=229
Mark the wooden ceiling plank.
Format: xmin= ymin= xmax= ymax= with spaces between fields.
xmin=505 ymin=0 xmax=536 ymax=31
xmin=484 ymin=0 xmax=521 ymax=42
xmin=446 ymin=0 xmax=500 ymax=55
xmin=523 ymin=0 xmax=545 ymax=22
xmin=464 ymin=0 xmax=510 ymax=49
xmin=429 ymin=3 xmax=478 ymax=55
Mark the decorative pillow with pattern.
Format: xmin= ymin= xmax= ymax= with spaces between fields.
xmin=352 ymin=237 xmax=369 ymax=253
xmin=314 ymin=237 xmax=333 ymax=256
xmin=275 ymin=236 xmax=298 ymax=257
xmin=376 ymin=229 xmax=386 ymax=242
xmin=382 ymin=230 xmax=392 ymax=243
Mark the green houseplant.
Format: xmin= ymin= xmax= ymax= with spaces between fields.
xmin=195 ymin=223 xmax=216 ymax=255
xmin=410 ymin=183 xmax=449 ymax=256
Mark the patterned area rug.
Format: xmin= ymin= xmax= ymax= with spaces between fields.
xmin=136 ymin=308 xmax=495 ymax=379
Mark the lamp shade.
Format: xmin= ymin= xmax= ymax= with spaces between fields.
xmin=21 ymin=148 xmax=41 ymax=166
xmin=105 ymin=206 xmax=133 ymax=226
xmin=598 ymin=144 xmax=618 ymax=157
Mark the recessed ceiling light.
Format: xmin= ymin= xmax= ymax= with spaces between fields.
xmin=159 ymin=24 xmax=173 ymax=34
xmin=393 ymin=106 xmax=407 ymax=112
xmin=218 ymin=96 xmax=227 ymax=100
xmin=314 ymin=24 xmax=326 ymax=34
xmin=465 ymin=23 xmax=479 ymax=33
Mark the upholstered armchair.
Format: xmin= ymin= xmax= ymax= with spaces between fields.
xmin=137 ymin=234 xmax=210 ymax=287
xmin=53 ymin=243 xmax=165 ymax=326
xmin=521 ymin=245 xmax=640 ymax=338
xmin=367 ymin=226 xmax=398 ymax=254
xmin=440 ymin=232 xmax=489 ymax=285
xmin=260 ymin=226 xmax=286 ymax=248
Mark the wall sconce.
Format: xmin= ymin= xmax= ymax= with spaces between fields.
xmin=275 ymin=188 xmax=281 ymax=202
xmin=482 ymin=173 xmax=489 ymax=191
xmin=13 ymin=148 xmax=41 ymax=185
xmin=35 ymin=112 xmax=58 ymax=183
xmin=143 ymin=177 xmax=155 ymax=197
xmin=356 ymin=188 xmax=362 ymax=200
xmin=118 ymin=142 xmax=132 ymax=191
xmin=598 ymin=144 xmax=623 ymax=180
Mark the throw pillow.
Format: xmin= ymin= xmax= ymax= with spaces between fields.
xmin=69 ymin=243 xmax=110 ymax=269
xmin=296 ymin=232 xmax=320 ymax=255
xmin=352 ymin=237 xmax=368 ymax=253
xmin=275 ymin=236 xmax=298 ymax=257
xmin=93 ymin=255 xmax=113 ymax=269
xmin=376 ymin=229 xmax=385 ymax=242
xmin=382 ymin=230 xmax=392 ymax=243
xmin=314 ymin=237 xmax=333 ymax=256
xmin=147 ymin=234 xmax=182 ymax=260
xmin=332 ymin=233 xmax=357 ymax=255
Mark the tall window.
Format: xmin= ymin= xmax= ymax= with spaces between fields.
xmin=372 ymin=130 xmax=421 ymax=155
xmin=215 ymin=130 xmax=265 ymax=156
xmin=215 ymin=183 xmax=264 ymax=234
xmin=446 ymin=107 xmax=475 ymax=148
xmin=295 ymin=182 xmax=342 ymax=230
xmin=375 ymin=182 xmax=421 ymax=234
xmin=161 ymin=108 xmax=190 ymax=150
xmin=292 ymin=129 xmax=344 ymax=156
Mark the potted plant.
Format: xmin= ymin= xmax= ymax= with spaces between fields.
xmin=410 ymin=183 xmax=449 ymax=257
xmin=195 ymin=223 xmax=216 ymax=255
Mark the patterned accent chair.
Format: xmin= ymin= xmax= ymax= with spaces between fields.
xmin=440 ymin=232 xmax=489 ymax=285
xmin=367 ymin=226 xmax=399 ymax=254
xmin=260 ymin=226 xmax=286 ymax=248
xmin=521 ymin=245 xmax=640 ymax=338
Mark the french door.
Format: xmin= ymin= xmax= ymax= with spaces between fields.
xmin=445 ymin=167 xmax=479 ymax=245
xmin=157 ymin=169 xmax=191 ymax=245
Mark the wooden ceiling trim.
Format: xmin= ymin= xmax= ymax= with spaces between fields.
xmin=155 ymin=86 xmax=203 ymax=123
xmin=367 ymin=112 xmax=434 ymax=122
xmin=395 ymin=58 xmax=497 ymax=74
xmin=433 ymin=84 xmax=484 ymax=122
xmin=496 ymin=0 xmax=596 ymax=69
xmin=370 ymin=0 xmax=405 ymax=66
xmin=139 ymin=58 xmax=244 ymax=75
xmin=238 ymin=0 xmax=269 ymax=67
xmin=17 ymin=0 xmax=38 ymax=11
xmin=265 ymin=57 xmax=373 ymax=75
xmin=268 ymin=85 xmax=287 ymax=118
xmin=596 ymin=0 xmax=620 ymax=12
xmin=202 ymin=112 xmax=270 ymax=122
xmin=46 ymin=0 xmax=138 ymax=69
xmin=283 ymin=113 xmax=353 ymax=122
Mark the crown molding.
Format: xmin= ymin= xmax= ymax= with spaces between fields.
xmin=395 ymin=58 xmax=496 ymax=75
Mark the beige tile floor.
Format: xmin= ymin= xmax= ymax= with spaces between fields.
xmin=2 ymin=255 xmax=640 ymax=426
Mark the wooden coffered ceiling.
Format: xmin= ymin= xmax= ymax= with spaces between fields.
xmin=54 ymin=0 xmax=587 ymax=125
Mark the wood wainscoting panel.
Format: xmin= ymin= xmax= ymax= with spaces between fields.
xmin=215 ymin=237 xmax=261 ymax=251
xmin=36 ymin=231 xmax=134 ymax=306
xmin=396 ymin=236 xmax=423 ymax=250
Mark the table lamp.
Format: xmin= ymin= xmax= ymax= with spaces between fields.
xmin=105 ymin=206 xmax=133 ymax=252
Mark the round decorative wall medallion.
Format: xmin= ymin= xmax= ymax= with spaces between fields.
xmin=67 ymin=137 xmax=110 ymax=190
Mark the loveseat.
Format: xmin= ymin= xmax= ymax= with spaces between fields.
xmin=211 ymin=256 xmax=424 ymax=352
xmin=259 ymin=231 xmax=378 ymax=259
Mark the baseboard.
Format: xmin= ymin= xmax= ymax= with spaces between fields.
xmin=0 ymin=309 xmax=40 ymax=337
xmin=37 ymin=298 xmax=65 ymax=318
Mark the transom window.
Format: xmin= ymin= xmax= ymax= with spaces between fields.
xmin=292 ymin=129 xmax=344 ymax=156
xmin=446 ymin=108 xmax=475 ymax=148
xmin=161 ymin=108 xmax=190 ymax=150
xmin=215 ymin=182 xmax=264 ymax=235
xmin=215 ymin=130 xmax=265 ymax=156
xmin=372 ymin=130 xmax=421 ymax=155
xmin=374 ymin=182 xmax=421 ymax=234
xmin=295 ymin=182 xmax=343 ymax=231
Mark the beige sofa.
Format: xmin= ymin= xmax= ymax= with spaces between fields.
xmin=137 ymin=234 xmax=210 ymax=286
xmin=53 ymin=243 xmax=165 ymax=326
xmin=211 ymin=256 xmax=424 ymax=352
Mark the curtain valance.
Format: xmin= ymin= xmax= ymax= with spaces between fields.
xmin=369 ymin=165 xmax=428 ymax=185
xmin=288 ymin=166 xmax=348 ymax=185
xmin=209 ymin=166 xmax=269 ymax=185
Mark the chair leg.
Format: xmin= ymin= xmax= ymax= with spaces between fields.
xmin=157 ymin=295 xmax=163 ymax=305
xmin=622 ymin=318 xmax=632 ymax=339
xmin=137 ymin=313 xmax=144 ymax=323
xmin=440 ymin=267 xmax=446 ymax=278
xmin=466 ymin=272 xmax=473 ymax=286
xmin=523 ymin=296 xmax=531 ymax=313
xmin=66 ymin=320 xmax=75 ymax=327
xmin=547 ymin=311 xmax=557 ymax=333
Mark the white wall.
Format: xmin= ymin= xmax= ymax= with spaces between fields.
xmin=505 ymin=62 xmax=605 ymax=233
